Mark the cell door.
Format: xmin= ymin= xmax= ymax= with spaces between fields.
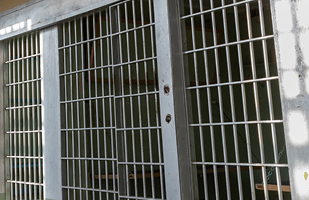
xmin=179 ymin=0 xmax=290 ymax=199
xmin=4 ymin=32 xmax=43 ymax=200
xmin=58 ymin=0 xmax=166 ymax=199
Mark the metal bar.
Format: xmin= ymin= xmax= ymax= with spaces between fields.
xmin=61 ymin=157 xmax=117 ymax=161
xmin=62 ymin=186 xmax=118 ymax=193
xmin=60 ymin=95 xmax=114 ymax=103
xmin=21 ymin=36 xmax=27 ymax=199
xmin=26 ymin=34 xmax=31 ymax=200
xmin=189 ymin=120 xmax=283 ymax=126
xmin=6 ymin=181 xmax=44 ymax=186
xmin=231 ymin=1 xmax=257 ymax=198
xmin=257 ymin=0 xmax=283 ymax=199
xmin=5 ymin=54 xmax=41 ymax=64
xmin=118 ymin=195 xmax=165 ymax=200
xmin=140 ymin=0 xmax=152 ymax=197
xmin=41 ymin=26 xmax=62 ymax=199
xmin=186 ymin=76 xmax=279 ymax=89
xmin=192 ymin=162 xmax=289 ymax=167
xmin=180 ymin=0 xmax=256 ymax=19
xmin=6 ymin=78 xmax=42 ymax=86
xmin=245 ymin=3 xmax=270 ymax=199
xmin=154 ymin=0 xmax=193 ymax=199
xmin=183 ymin=35 xmax=274 ymax=54
xmin=105 ymin=7 xmax=117 ymax=199
xmin=6 ymin=131 xmax=42 ymax=134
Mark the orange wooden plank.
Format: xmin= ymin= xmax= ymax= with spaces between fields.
xmin=255 ymin=183 xmax=291 ymax=192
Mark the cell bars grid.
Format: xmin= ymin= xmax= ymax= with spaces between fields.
xmin=58 ymin=0 xmax=165 ymax=199
xmin=5 ymin=32 xmax=43 ymax=200
xmin=180 ymin=0 xmax=290 ymax=199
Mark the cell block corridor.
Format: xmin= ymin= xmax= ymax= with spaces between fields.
xmin=5 ymin=32 xmax=43 ymax=199
xmin=58 ymin=0 xmax=165 ymax=199
xmin=180 ymin=0 xmax=290 ymax=199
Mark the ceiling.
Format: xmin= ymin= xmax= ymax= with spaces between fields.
xmin=0 ymin=0 xmax=31 ymax=13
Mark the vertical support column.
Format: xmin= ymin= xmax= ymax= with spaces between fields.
xmin=271 ymin=0 xmax=309 ymax=199
xmin=0 ymin=41 xmax=6 ymax=200
xmin=40 ymin=26 xmax=62 ymax=200
xmin=153 ymin=0 xmax=193 ymax=199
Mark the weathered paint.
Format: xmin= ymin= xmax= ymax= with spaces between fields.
xmin=271 ymin=0 xmax=309 ymax=199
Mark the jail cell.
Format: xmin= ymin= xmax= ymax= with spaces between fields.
xmin=180 ymin=0 xmax=290 ymax=199
xmin=4 ymin=33 xmax=43 ymax=199
xmin=58 ymin=0 xmax=165 ymax=199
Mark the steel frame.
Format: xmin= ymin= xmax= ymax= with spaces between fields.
xmin=0 ymin=0 xmax=300 ymax=199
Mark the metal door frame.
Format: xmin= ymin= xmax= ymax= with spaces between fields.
xmin=0 ymin=0 xmax=308 ymax=199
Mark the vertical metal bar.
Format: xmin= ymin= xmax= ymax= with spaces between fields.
xmin=139 ymin=0 xmax=149 ymax=197
xmin=77 ymin=17 xmax=86 ymax=199
xmin=220 ymin=0 xmax=243 ymax=199
xmin=35 ymin=31 xmax=42 ymax=200
xmin=257 ymin=1 xmax=283 ymax=199
xmin=209 ymin=0 xmax=232 ymax=198
xmin=153 ymin=0 xmax=194 ymax=199
xmin=64 ymin=22 xmax=70 ymax=200
xmin=106 ymin=9 xmax=117 ymax=200
xmin=26 ymin=35 xmax=31 ymax=200
xmin=193 ymin=0 xmax=219 ymax=198
xmin=186 ymin=0 xmax=212 ymax=199
xmin=131 ymin=1 xmax=139 ymax=197
xmin=99 ymin=10 xmax=108 ymax=200
xmin=31 ymin=34 xmax=38 ymax=200
xmin=245 ymin=3 xmax=269 ymax=199
xmin=30 ymin=34 xmax=34 ymax=200
xmin=73 ymin=18 xmax=83 ymax=200
xmin=148 ymin=1 xmax=164 ymax=197
xmin=110 ymin=5 xmax=126 ymax=198
xmin=12 ymin=38 xmax=17 ymax=200
xmin=40 ymin=26 xmax=62 ymax=200
xmin=232 ymin=2 xmax=256 ymax=199
xmin=93 ymin=12 xmax=102 ymax=200
xmin=17 ymin=37 xmax=22 ymax=200
xmin=85 ymin=14 xmax=95 ymax=199
xmin=79 ymin=16 xmax=89 ymax=200
xmin=21 ymin=35 xmax=26 ymax=200
xmin=68 ymin=21 xmax=77 ymax=200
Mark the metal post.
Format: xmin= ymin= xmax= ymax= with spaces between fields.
xmin=153 ymin=0 xmax=194 ymax=199
xmin=0 ymin=41 xmax=6 ymax=200
xmin=40 ymin=26 xmax=62 ymax=200
xmin=271 ymin=0 xmax=309 ymax=199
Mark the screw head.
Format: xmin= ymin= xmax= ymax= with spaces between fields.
xmin=165 ymin=114 xmax=172 ymax=123
xmin=164 ymin=85 xmax=170 ymax=95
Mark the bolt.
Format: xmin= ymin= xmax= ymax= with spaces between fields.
xmin=165 ymin=114 xmax=172 ymax=124
xmin=164 ymin=85 xmax=170 ymax=95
